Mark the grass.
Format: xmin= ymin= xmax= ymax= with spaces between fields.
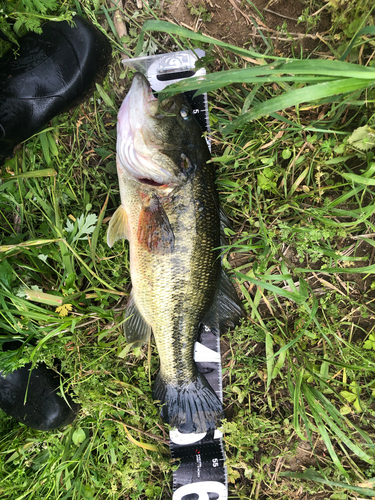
xmin=1 ymin=0 xmax=375 ymax=498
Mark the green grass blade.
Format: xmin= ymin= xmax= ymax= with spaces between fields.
xmin=312 ymin=395 xmax=374 ymax=463
xmin=327 ymin=185 xmax=365 ymax=208
xmin=292 ymin=367 xmax=306 ymax=440
xmin=141 ymin=19 xmax=285 ymax=61
xmin=271 ymin=337 xmax=287 ymax=380
xmin=0 ymin=238 xmax=61 ymax=255
xmin=0 ymin=309 xmax=58 ymax=321
xmin=39 ymin=131 xmax=51 ymax=166
xmin=340 ymin=26 xmax=375 ymax=61
xmin=280 ymin=471 xmax=375 ymax=496
xmin=224 ymin=78 xmax=372 ymax=133
xmin=295 ymin=264 xmax=375 ymax=274
xmin=157 ymin=59 xmax=375 ymax=101
xmin=0 ymin=289 xmax=61 ymax=314
xmin=0 ymin=169 xmax=57 ymax=180
xmin=322 ymin=358 xmax=375 ymax=372
xmin=277 ymin=58 xmax=375 ymax=78
xmin=267 ymin=330 xmax=304 ymax=362
xmin=310 ymin=385 xmax=375 ymax=446
xmin=159 ymin=74 xmax=337 ymax=100
xmin=90 ymin=193 xmax=109 ymax=265
xmin=265 ymin=331 xmax=274 ymax=390
xmin=235 ymin=272 xmax=307 ymax=304
xmin=22 ymin=289 xmax=64 ymax=307
xmin=342 ymin=172 xmax=375 ymax=185
xmin=60 ymin=239 xmax=116 ymax=290
xmin=95 ymin=83 xmax=116 ymax=110
xmin=302 ymin=382 xmax=350 ymax=479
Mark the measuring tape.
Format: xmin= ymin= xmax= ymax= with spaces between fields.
xmin=170 ymin=326 xmax=227 ymax=500
xmin=122 ymin=51 xmax=228 ymax=500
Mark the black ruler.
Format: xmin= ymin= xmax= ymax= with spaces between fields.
xmin=169 ymin=325 xmax=227 ymax=500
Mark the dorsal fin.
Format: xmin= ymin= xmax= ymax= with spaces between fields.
xmin=203 ymin=269 xmax=244 ymax=332
xmin=219 ymin=204 xmax=233 ymax=247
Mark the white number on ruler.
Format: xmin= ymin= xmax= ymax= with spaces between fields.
xmin=170 ymin=429 xmax=223 ymax=445
xmin=194 ymin=342 xmax=220 ymax=363
xmin=173 ymin=481 xmax=227 ymax=500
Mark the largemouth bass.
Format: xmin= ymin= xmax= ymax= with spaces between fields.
xmin=108 ymin=72 xmax=242 ymax=433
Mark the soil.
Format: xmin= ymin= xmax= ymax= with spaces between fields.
xmin=167 ymin=0 xmax=331 ymax=55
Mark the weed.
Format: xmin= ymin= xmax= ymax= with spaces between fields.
xmin=0 ymin=0 xmax=73 ymax=56
xmin=187 ymin=1 xmax=212 ymax=23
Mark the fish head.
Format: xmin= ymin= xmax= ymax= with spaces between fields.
xmin=117 ymin=72 xmax=209 ymax=193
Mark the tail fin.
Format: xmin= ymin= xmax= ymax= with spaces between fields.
xmin=153 ymin=371 xmax=223 ymax=434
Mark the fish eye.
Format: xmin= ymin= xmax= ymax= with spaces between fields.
xmin=180 ymin=107 xmax=191 ymax=120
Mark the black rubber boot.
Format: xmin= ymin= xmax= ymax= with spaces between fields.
xmin=0 ymin=362 xmax=80 ymax=431
xmin=0 ymin=15 xmax=111 ymax=165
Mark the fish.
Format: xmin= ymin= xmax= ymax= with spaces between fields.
xmin=107 ymin=72 xmax=243 ymax=433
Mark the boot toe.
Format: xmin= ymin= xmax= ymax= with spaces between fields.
xmin=0 ymin=363 xmax=80 ymax=431
xmin=0 ymin=15 xmax=111 ymax=162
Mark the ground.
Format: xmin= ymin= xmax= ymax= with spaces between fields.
xmin=168 ymin=0 xmax=331 ymax=54
xmin=1 ymin=1 xmax=375 ymax=499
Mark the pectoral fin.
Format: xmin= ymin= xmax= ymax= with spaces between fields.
xmin=107 ymin=205 xmax=128 ymax=247
xmin=124 ymin=291 xmax=152 ymax=347
xmin=137 ymin=196 xmax=174 ymax=254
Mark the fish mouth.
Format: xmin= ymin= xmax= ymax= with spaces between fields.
xmin=128 ymin=72 xmax=159 ymax=118
xmin=138 ymin=177 xmax=166 ymax=187
xmin=116 ymin=73 xmax=177 ymax=187
xmin=118 ymin=72 xmax=159 ymax=141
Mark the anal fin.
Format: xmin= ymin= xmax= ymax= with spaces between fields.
xmin=124 ymin=291 xmax=151 ymax=347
